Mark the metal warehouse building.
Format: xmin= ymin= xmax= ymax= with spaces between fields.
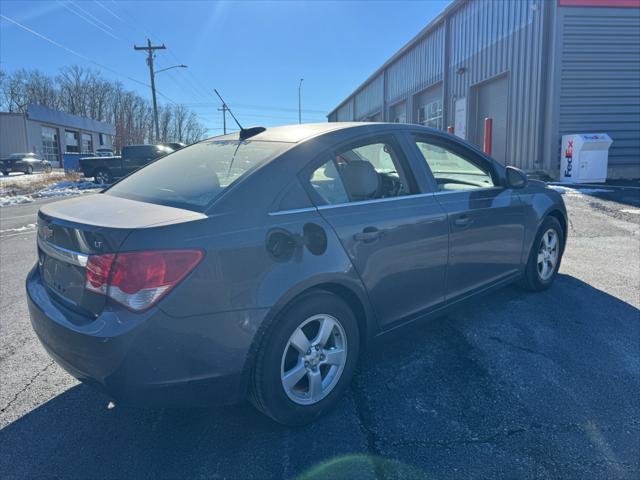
xmin=328 ymin=0 xmax=640 ymax=180
xmin=0 ymin=104 xmax=114 ymax=168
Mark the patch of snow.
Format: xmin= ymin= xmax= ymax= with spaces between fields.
xmin=550 ymin=185 xmax=614 ymax=196
xmin=620 ymin=209 xmax=640 ymax=215
xmin=0 ymin=195 xmax=33 ymax=207
xmin=36 ymin=180 xmax=102 ymax=198
xmin=0 ymin=171 xmax=65 ymax=183
xmin=0 ymin=223 xmax=36 ymax=234
xmin=1 ymin=178 xmax=102 ymax=207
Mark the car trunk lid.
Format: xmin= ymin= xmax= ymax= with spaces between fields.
xmin=37 ymin=194 xmax=206 ymax=319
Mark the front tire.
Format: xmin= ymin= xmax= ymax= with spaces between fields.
xmin=25 ymin=166 xmax=33 ymax=175
xmin=250 ymin=291 xmax=360 ymax=426
xmin=519 ymin=216 xmax=564 ymax=291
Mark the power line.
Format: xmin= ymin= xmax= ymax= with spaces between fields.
xmin=193 ymin=110 xmax=326 ymax=121
xmin=69 ymin=0 xmax=116 ymax=33
xmin=55 ymin=0 xmax=121 ymax=41
xmin=95 ymin=1 xmax=213 ymax=126
xmin=0 ymin=14 xmax=178 ymax=105
xmin=106 ymin=0 xmax=212 ymax=103
xmin=184 ymin=102 xmax=327 ymax=115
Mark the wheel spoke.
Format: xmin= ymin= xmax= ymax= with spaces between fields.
xmin=289 ymin=328 xmax=311 ymax=355
xmin=540 ymin=261 xmax=549 ymax=279
xmin=282 ymin=362 xmax=307 ymax=391
xmin=323 ymin=347 xmax=345 ymax=366
xmin=314 ymin=316 xmax=336 ymax=348
xmin=537 ymin=252 xmax=545 ymax=264
xmin=307 ymin=370 xmax=323 ymax=401
xmin=548 ymin=233 xmax=558 ymax=250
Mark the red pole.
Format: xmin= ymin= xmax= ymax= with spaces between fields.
xmin=447 ymin=125 xmax=454 ymax=134
xmin=483 ymin=117 xmax=493 ymax=155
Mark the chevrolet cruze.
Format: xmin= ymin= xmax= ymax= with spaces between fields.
xmin=27 ymin=123 xmax=567 ymax=425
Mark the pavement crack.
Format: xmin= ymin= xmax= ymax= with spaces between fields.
xmin=489 ymin=336 xmax=553 ymax=361
xmin=0 ymin=360 xmax=54 ymax=414
xmin=389 ymin=427 xmax=527 ymax=449
xmin=351 ymin=369 xmax=386 ymax=479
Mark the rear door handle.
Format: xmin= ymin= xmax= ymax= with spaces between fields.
xmin=454 ymin=215 xmax=473 ymax=227
xmin=354 ymin=228 xmax=383 ymax=242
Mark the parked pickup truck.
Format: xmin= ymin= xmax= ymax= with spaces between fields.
xmin=79 ymin=144 xmax=175 ymax=184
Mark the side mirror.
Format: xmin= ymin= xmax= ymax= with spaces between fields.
xmin=505 ymin=166 xmax=528 ymax=189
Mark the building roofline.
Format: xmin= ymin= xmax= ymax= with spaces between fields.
xmin=26 ymin=104 xmax=115 ymax=135
xmin=327 ymin=0 xmax=465 ymax=117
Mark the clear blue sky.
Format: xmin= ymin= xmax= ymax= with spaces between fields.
xmin=0 ymin=0 xmax=451 ymax=133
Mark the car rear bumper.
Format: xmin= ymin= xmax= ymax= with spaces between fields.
xmin=26 ymin=266 xmax=268 ymax=407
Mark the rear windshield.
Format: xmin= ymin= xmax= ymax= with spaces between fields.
xmin=106 ymin=140 xmax=290 ymax=211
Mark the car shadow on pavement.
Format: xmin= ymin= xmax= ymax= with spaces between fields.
xmin=1 ymin=274 xmax=639 ymax=480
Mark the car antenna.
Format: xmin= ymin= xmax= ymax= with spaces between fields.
xmin=214 ymin=89 xmax=265 ymax=140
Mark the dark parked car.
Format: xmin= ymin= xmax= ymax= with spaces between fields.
xmin=27 ymin=123 xmax=567 ymax=425
xmin=79 ymin=144 xmax=174 ymax=184
xmin=1 ymin=152 xmax=52 ymax=175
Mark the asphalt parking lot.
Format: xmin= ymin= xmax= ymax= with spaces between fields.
xmin=1 ymin=185 xmax=639 ymax=480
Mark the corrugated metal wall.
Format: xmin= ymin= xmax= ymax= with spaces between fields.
xmin=336 ymin=101 xmax=354 ymax=121
xmin=386 ymin=26 xmax=445 ymax=104
xmin=354 ymin=74 xmax=384 ymax=119
xmin=328 ymin=0 xmax=548 ymax=171
xmin=448 ymin=0 xmax=546 ymax=170
xmin=327 ymin=0 xmax=639 ymax=176
xmin=0 ymin=114 xmax=28 ymax=158
xmin=557 ymin=6 xmax=640 ymax=167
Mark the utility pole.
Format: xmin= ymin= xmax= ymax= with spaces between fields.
xmin=298 ymin=78 xmax=304 ymax=124
xmin=217 ymin=104 xmax=228 ymax=134
xmin=134 ymin=38 xmax=166 ymax=142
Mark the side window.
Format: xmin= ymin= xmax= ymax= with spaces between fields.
xmin=307 ymin=140 xmax=415 ymax=206
xmin=310 ymin=159 xmax=349 ymax=205
xmin=415 ymin=141 xmax=494 ymax=191
xmin=335 ymin=141 xmax=412 ymax=201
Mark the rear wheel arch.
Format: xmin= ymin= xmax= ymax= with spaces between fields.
xmin=240 ymin=280 xmax=373 ymax=392
xmin=311 ymin=283 xmax=370 ymax=349
xmin=248 ymin=286 xmax=363 ymax=424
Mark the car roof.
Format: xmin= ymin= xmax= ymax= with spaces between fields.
xmin=205 ymin=122 xmax=414 ymax=144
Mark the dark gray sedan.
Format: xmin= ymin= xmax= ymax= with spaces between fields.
xmin=26 ymin=123 xmax=567 ymax=425
xmin=1 ymin=152 xmax=53 ymax=175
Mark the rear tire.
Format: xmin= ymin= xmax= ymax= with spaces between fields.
xmin=250 ymin=291 xmax=360 ymax=426
xmin=519 ymin=216 xmax=564 ymax=291
xmin=2 ymin=171 xmax=8 ymax=176
xmin=44 ymin=164 xmax=52 ymax=174
xmin=25 ymin=166 xmax=33 ymax=175
xmin=94 ymin=169 xmax=111 ymax=184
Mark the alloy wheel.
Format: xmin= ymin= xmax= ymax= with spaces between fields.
xmin=537 ymin=228 xmax=559 ymax=281
xmin=280 ymin=314 xmax=347 ymax=405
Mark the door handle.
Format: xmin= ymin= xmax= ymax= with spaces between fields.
xmin=454 ymin=215 xmax=474 ymax=227
xmin=354 ymin=228 xmax=383 ymax=242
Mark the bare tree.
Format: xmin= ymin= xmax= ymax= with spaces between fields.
xmin=0 ymin=66 xmax=208 ymax=149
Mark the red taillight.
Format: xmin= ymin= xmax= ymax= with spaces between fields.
xmin=85 ymin=250 xmax=203 ymax=311
xmin=86 ymin=254 xmax=115 ymax=295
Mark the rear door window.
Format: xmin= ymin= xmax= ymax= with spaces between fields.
xmin=107 ymin=140 xmax=291 ymax=211
xmin=306 ymin=138 xmax=415 ymax=206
